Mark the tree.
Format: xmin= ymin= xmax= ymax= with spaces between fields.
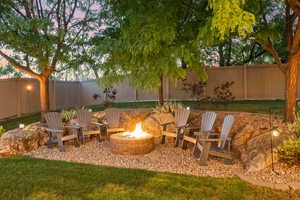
xmin=209 ymin=0 xmax=300 ymax=122
xmin=0 ymin=0 xmax=99 ymax=113
xmin=94 ymin=0 xmax=209 ymax=105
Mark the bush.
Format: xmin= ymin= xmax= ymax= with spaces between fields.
xmin=288 ymin=115 xmax=300 ymax=138
xmin=278 ymin=139 xmax=300 ymax=166
xmin=61 ymin=109 xmax=77 ymax=123
xmin=0 ymin=126 xmax=5 ymax=137
xmin=153 ymin=102 xmax=184 ymax=114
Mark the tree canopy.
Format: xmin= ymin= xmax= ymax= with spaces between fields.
xmin=0 ymin=0 xmax=100 ymax=112
xmin=95 ymin=0 xmax=215 ymax=90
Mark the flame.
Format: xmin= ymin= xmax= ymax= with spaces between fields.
xmin=124 ymin=123 xmax=149 ymax=138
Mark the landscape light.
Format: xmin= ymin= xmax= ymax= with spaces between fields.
xmin=270 ymin=127 xmax=280 ymax=175
xmin=26 ymin=85 xmax=32 ymax=91
xmin=272 ymin=129 xmax=280 ymax=137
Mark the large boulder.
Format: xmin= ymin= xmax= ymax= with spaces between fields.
xmin=0 ymin=127 xmax=49 ymax=157
xmin=142 ymin=113 xmax=175 ymax=144
xmin=119 ymin=108 xmax=152 ymax=131
xmin=240 ymin=126 xmax=295 ymax=172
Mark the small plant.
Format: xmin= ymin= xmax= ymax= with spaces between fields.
xmin=0 ymin=126 xmax=5 ymax=136
xmin=153 ymin=102 xmax=184 ymax=114
xmin=103 ymin=88 xmax=117 ymax=101
xmin=202 ymin=81 xmax=235 ymax=105
xmin=213 ymin=81 xmax=235 ymax=102
xmin=182 ymin=81 xmax=207 ymax=100
xmin=93 ymin=88 xmax=117 ymax=107
xmin=61 ymin=109 xmax=77 ymax=123
xmin=278 ymin=139 xmax=300 ymax=166
xmin=288 ymin=116 xmax=300 ymax=138
xmin=103 ymin=87 xmax=117 ymax=107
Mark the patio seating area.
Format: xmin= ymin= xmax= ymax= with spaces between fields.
xmin=2 ymin=1 xmax=300 ymax=199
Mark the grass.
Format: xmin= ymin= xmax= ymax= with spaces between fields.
xmin=0 ymin=156 xmax=299 ymax=200
xmin=0 ymin=100 xmax=284 ymax=131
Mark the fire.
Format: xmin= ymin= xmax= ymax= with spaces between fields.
xmin=123 ymin=123 xmax=149 ymax=138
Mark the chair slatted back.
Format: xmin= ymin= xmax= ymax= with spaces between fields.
xmin=174 ymin=108 xmax=190 ymax=127
xmin=77 ymin=109 xmax=93 ymax=129
xmin=201 ymin=112 xmax=217 ymax=132
xmin=218 ymin=115 xmax=235 ymax=149
xmin=44 ymin=112 xmax=63 ymax=130
xmin=105 ymin=109 xmax=121 ymax=128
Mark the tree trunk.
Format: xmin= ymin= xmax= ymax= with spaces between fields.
xmin=159 ymin=74 xmax=164 ymax=105
xmin=285 ymin=55 xmax=300 ymax=122
xmin=38 ymin=75 xmax=50 ymax=113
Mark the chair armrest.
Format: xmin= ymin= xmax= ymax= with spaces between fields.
xmin=42 ymin=127 xmax=64 ymax=133
xmin=91 ymin=122 xmax=106 ymax=127
xmin=186 ymin=126 xmax=200 ymax=130
xmin=64 ymin=125 xmax=81 ymax=129
xmin=176 ymin=124 xmax=189 ymax=129
xmin=160 ymin=122 xmax=175 ymax=127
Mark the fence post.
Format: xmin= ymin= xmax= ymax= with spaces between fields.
xmin=135 ymin=89 xmax=138 ymax=101
xmin=165 ymin=75 xmax=170 ymax=100
xmin=53 ymin=80 xmax=57 ymax=110
xmin=16 ymin=79 xmax=22 ymax=117
xmin=243 ymin=65 xmax=248 ymax=99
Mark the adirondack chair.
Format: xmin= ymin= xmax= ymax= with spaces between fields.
xmin=161 ymin=108 xmax=191 ymax=147
xmin=194 ymin=115 xmax=235 ymax=165
xmin=182 ymin=112 xmax=217 ymax=150
xmin=44 ymin=112 xmax=80 ymax=152
xmin=76 ymin=109 xmax=104 ymax=144
xmin=100 ymin=109 xmax=125 ymax=139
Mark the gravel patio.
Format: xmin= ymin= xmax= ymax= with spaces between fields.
xmin=26 ymin=139 xmax=240 ymax=178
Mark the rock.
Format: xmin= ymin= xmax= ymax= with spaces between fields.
xmin=142 ymin=113 xmax=175 ymax=144
xmin=143 ymin=113 xmax=175 ymax=133
xmin=241 ymin=127 xmax=295 ymax=172
xmin=119 ymin=108 xmax=152 ymax=131
xmin=0 ymin=127 xmax=49 ymax=158
xmin=232 ymin=124 xmax=255 ymax=150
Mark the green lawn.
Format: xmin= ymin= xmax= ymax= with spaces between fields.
xmin=0 ymin=156 xmax=299 ymax=200
xmin=0 ymin=100 xmax=284 ymax=131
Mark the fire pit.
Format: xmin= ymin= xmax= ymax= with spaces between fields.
xmin=110 ymin=123 xmax=154 ymax=155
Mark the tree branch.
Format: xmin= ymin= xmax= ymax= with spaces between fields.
xmin=0 ymin=50 xmax=40 ymax=79
xmin=255 ymin=39 xmax=287 ymax=73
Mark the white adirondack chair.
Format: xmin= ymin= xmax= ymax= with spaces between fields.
xmin=44 ymin=112 xmax=80 ymax=152
xmin=76 ymin=109 xmax=104 ymax=143
xmin=161 ymin=108 xmax=191 ymax=147
xmin=194 ymin=115 xmax=235 ymax=165
xmin=182 ymin=112 xmax=217 ymax=150
xmin=97 ymin=109 xmax=125 ymax=140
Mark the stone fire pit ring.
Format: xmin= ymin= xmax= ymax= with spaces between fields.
xmin=110 ymin=133 xmax=155 ymax=155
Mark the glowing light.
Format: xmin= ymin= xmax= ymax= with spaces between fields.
xmin=26 ymin=85 xmax=32 ymax=91
xmin=19 ymin=124 xmax=25 ymax=129
xmin=186 ymin=107 xmax=190 ymax=110
xmin=272 ymin=129 xmax=280 ymax=137
xmin=123 ymin=123 xmax=149 ymax=138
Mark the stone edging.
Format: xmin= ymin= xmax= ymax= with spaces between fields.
xmin=235 ymin=172 xmax=300 ymax=191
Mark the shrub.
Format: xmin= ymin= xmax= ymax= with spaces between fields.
xmin=288 ymin=116 xmax=300 ymax=138
xmin=182 ymin=81 xmax=207 ymax=100
xmin=153 ymin=102 xmax=184 ymax=114
xmin=61 ymin=109 xmax=77 ymax=123
xmin=278 ymin=139 xmax=300 ymax=166
xmin=0 ymin=126 xmax=5 ymax=137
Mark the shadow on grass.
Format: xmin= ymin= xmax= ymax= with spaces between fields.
xmin=0 ymin=156 xmax=297 ymax=200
